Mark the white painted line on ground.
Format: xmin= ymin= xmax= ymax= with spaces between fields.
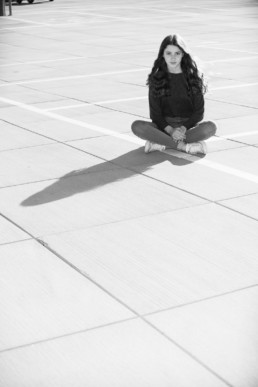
xmin=0 ymin=96 xmax=142 ymax=144
xmin=56 ymin=10 xmax=137 ymax=21
xmin=212 ymin=82 xmax=258 ymax=91
xmin=198 ymin=39 xmax=258 ymax=47
xmin=182 ymin=5 xmax=226 ymax=11
xmin=7 ymin=7 xmax=134 ymax=16
xmin=221 ymin=130 xmax=258 ymax=139
xmin=208 ymin=130 xmax=258 ymax=142
xmin=4 ymin=17 xmax=58 ymax=26
xmin=0 ymin=23 xmax=85 ymax=31
xmin=116 ymin=5 xmax=201 ymax=16
xmin=196 ymin=158 xmax=258 ymax=184
xmin=206 ymin=56 xmax=258 ymax=64
xmin=0 ymin=95 xmax=257 ymax=185
xmin=0 ymin=68 xmax=148 ymax=88
xmin=0 ymin=56 xmax=85 ymax=68
xmin=196 ymin=45 xmax=258 ymax=55
xmin=0 ymin=49 xmax=155 ymax=68
xmin=44 ymin=96 xmax=147 ymax=112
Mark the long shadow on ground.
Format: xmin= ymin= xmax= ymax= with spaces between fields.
xmin=21 ymin=147 xmax=200 ymax=206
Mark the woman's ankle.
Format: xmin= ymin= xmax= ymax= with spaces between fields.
xmin=177 ymin=141 xmax=187 ymax=152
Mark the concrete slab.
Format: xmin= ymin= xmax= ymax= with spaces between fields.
xmin=0 ymin=85 xmax=66 ymax=105
xmin=210 ymin=85 xmax=258 ymax=109
xmin=0 ymin=239 xmax=133 ymax=351
xmin=42 ymin=203 xmax=258 ymax=314
xmin=205 ymin=138 xmax=246 ymax=153
xmin=12 ymin=118 xmax=105 ymax=142
xmin=0 ymin=120 xmax=53 ymax=151
xmin=205 ymin=99 xmax=257 ymax=121
xmin=0 ymin=64 xmax=71 ymax=83
xmin=147 ymin=287 xmax=258 ymax=387
xmin=0 ymin=319 xmax=227 ymax=387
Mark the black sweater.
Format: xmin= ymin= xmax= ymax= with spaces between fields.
xmin=149 ymin=72 xmax=204 ymax=131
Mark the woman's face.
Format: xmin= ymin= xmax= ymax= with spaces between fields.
xmin=163 ymin=44 xmax=183 ymax=73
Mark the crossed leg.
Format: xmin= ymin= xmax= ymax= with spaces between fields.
xmin=132 ymin=120 xmax=217 ymax=146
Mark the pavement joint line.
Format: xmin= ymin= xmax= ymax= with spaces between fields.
xmin=183 ymin=5 xmax=235 ymax=11
xmin=1 ymin=95 xmax=258 ymax=185
xmin=205 ymin=55 xmax=258 ymax=64
xmin=216 ymin=201 xmax=258 ymax=223
xmin=206 ymin=97 xmax=258 ymax=111
xmin=143 ymin=284 xmax=258 ymax=318
xmin=195 ymin=45 xmax=258 ymax=55
xmin=56 ymin=10 xmax=141 ymax=21
xmin=0 ymin=316 xmax=140 ymax=354
xmin=4 ymin=17 xmax=60 ymax=26
xmin=0 ymin=67 xmax=149 ymax=87
xmin=206 ymin=130 xmax=258 ymax=141
xmin=212 ymin=82 xmax=258 ymax=91
xmin=138 ymin=319 xmax=234 ymax=387
xmin=0 ymin=237 xmax=32 ymax=247
xmin=198 ymin=39 xmax=258 ymax=47
xmin=55 ymin=5 xmax=199 ymax=14
xmin=17 ymin=6 xmax=142 ymax=14
xmin=44 ymin=96 xmax=148 ymax=111
xmin=0 ymin=23 xmax=84 ymax=31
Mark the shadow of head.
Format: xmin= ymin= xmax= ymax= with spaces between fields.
xmin=21 ymin=147 xmax=198 ymax=207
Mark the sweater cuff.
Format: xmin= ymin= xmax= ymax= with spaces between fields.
xmin=160 ymin=121 xmax=169 ymax=132
xmin=183 ymin=121 xmax=192 ymax=130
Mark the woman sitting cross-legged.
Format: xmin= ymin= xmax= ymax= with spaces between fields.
xmin=131 ymin=34 xmax=217 ymax=155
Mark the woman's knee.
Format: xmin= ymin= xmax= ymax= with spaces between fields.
xmin=131 ymin=120 xmax=142 ymax=135
xmin=131 ymin=120 xmax=150 ymax=137
xmin=206 ymin=121 xmax=217 ymax=137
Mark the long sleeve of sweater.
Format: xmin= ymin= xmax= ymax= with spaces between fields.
xmin=149 ymin=89 xmax=169 ymax=132
xmin=183 ymin=91 xmax=204 ymax=129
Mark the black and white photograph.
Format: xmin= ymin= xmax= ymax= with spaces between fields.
xmin=0 ymin=0 xmax=258 ymax=386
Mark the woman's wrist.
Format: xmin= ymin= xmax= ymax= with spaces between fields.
xmin=164 ymin=125 xmax=173 ymax=135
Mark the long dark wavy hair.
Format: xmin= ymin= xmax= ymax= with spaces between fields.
xmin=147 ymin=34 xmax=207 ymax=97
